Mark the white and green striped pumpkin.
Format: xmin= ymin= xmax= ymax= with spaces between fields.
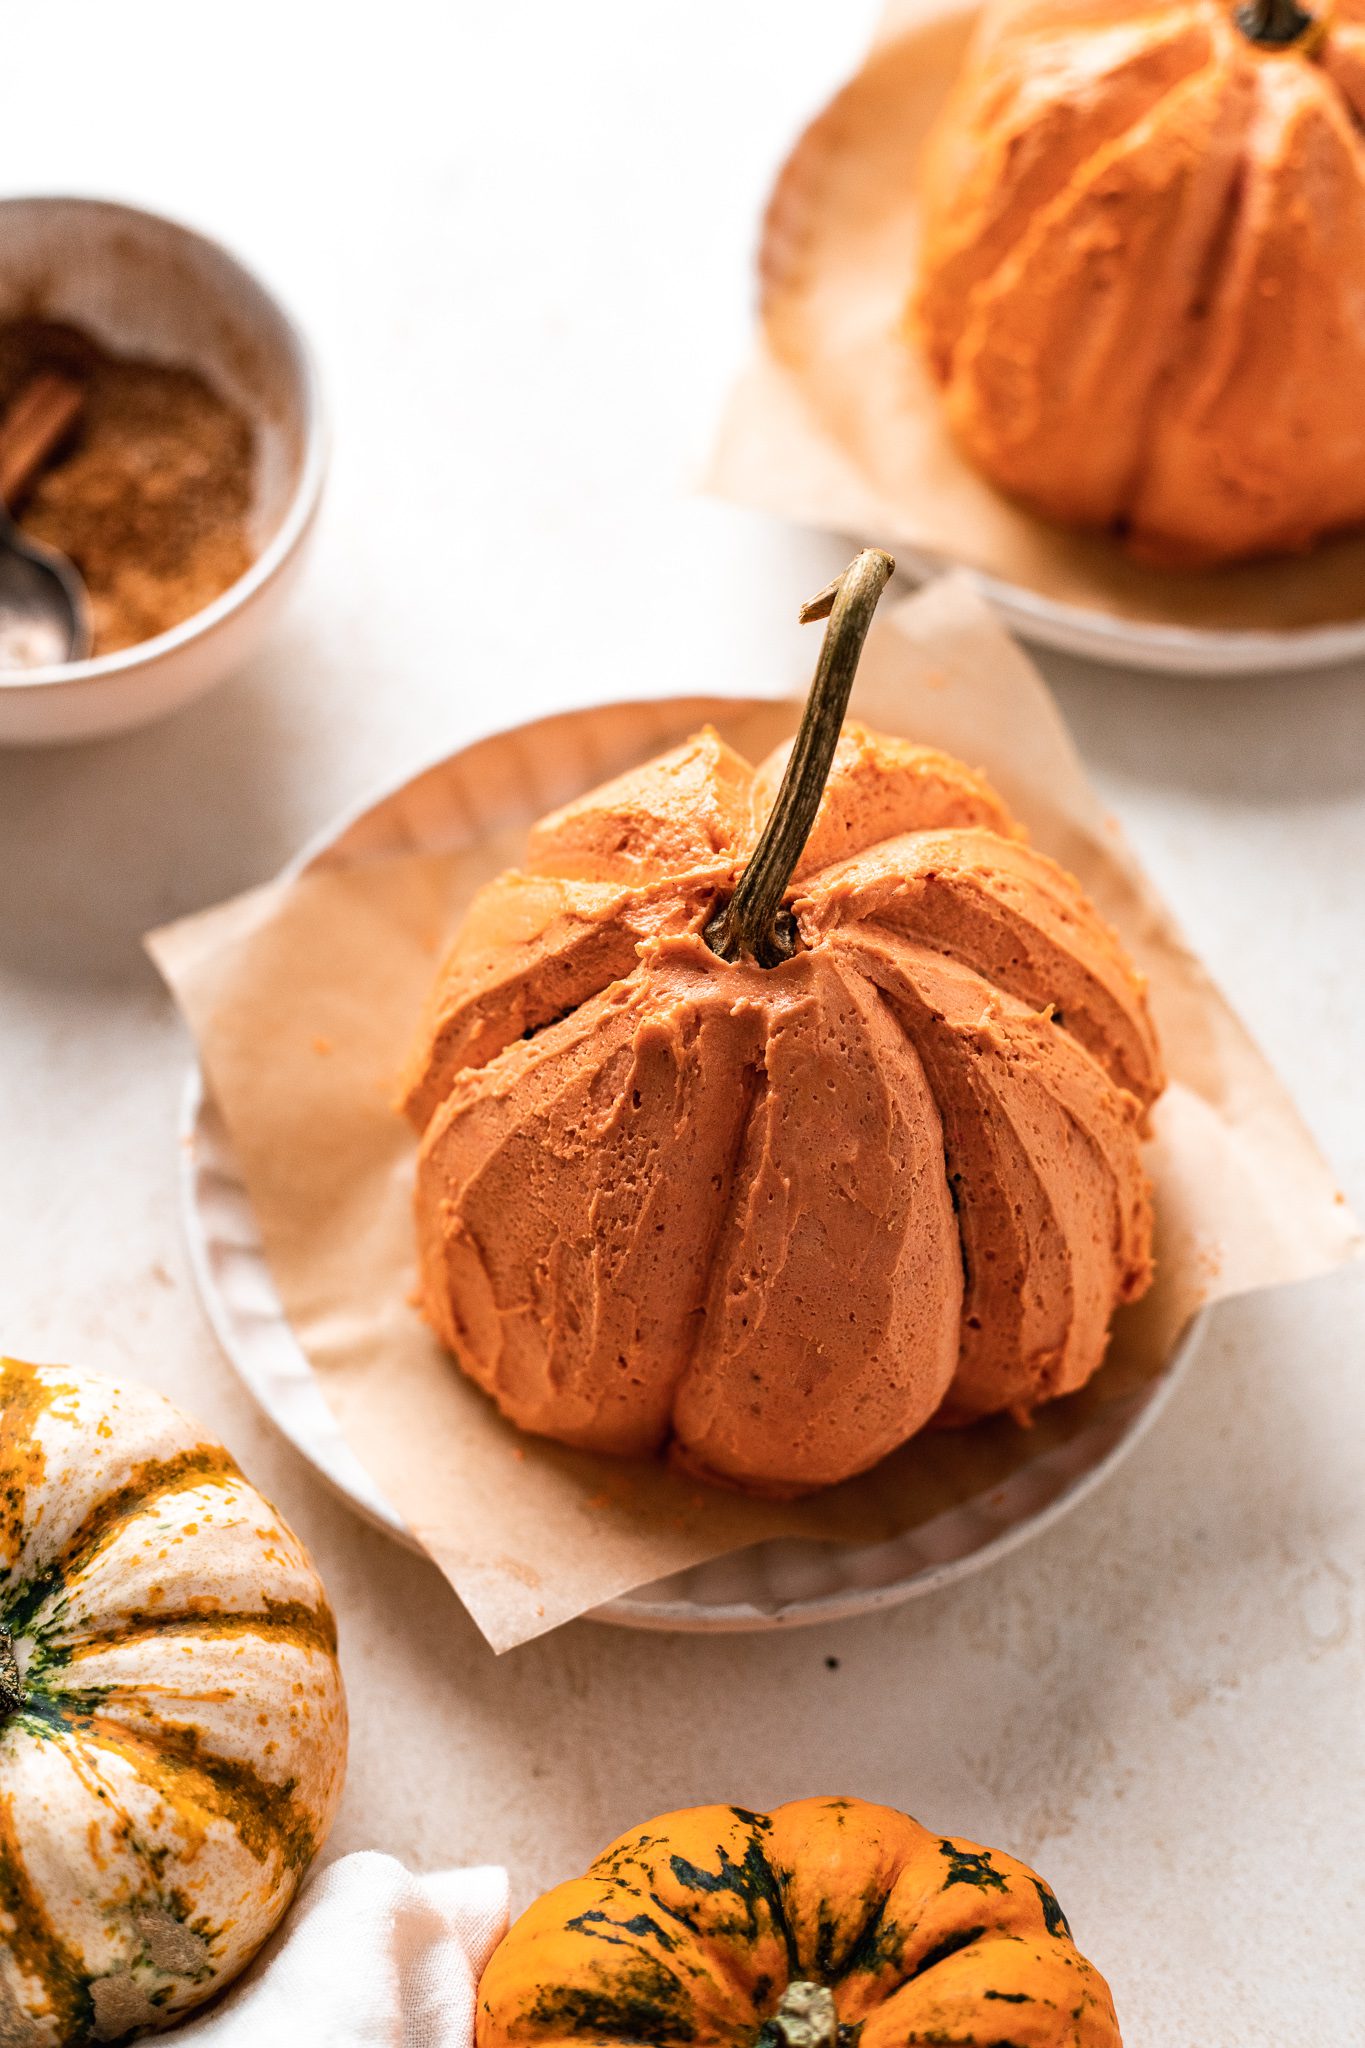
xmin=0 ymin=1357 xmax=348 ymax=2044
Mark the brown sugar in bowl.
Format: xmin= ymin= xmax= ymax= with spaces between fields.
xmin=0 ymin=196 xmax=325 ymax=746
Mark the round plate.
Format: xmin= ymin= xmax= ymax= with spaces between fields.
xmin=898 ymin=550 xmax=1365 ymax=678
xmin=182 ymin=1081 xmax=1202 ymax=1635
xmin=178 ymin=697 xmax=1204 ymax=1634
xmin=718 ymin=0 xmax=1365 ymax=677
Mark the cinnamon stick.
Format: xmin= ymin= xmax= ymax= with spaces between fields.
xmin=0 ymin=372 xmax=83 ymax=510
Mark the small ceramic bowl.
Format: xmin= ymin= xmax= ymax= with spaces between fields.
xmin=0 ymin=196 xmax=325 ymax=746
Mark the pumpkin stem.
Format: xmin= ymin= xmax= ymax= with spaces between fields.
xmin=1235 ymin=0 xmax=1316 ymax=46
xmin=758 ymin=1983 xmax=839 ymax=2048
xmin=0 ymin=1625 xmax=22 ymax=1723
xmin=705 ymin=548 xmax=895 ymax=966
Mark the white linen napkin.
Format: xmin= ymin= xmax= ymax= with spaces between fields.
xmin=163 ymin=1853 xmax=509 ymax=2047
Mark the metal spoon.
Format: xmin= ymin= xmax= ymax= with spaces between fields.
xmin=0 ymin=373 xmax=92 ymax=670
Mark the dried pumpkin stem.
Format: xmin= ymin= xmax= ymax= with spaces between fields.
xmin=0 ymin=1625 xmax=22 ymax=1724
xmin=758 ymin=1983 xmax=839 ymax=2048
xmin=1236 ymin=0 xmax=1314 ymax=45
xmin=705 ymin=548 xmax=895 ymax=966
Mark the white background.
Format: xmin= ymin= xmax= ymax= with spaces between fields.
xmin=2 ymin=4 xmax=1364 ymax=2041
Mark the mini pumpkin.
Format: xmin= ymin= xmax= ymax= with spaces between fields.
xmin=477 ymin=1796 xmax=1120 ymax=2048
xmin=402 ymin=555 xmax=1162 ymax=1495
xmin=915 ymin=0 xmax=1365 ymax=566
xmin=0 ymin=1356 xmax=347 ymax=2044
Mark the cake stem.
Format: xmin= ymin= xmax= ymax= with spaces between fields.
xmin=1235 ymin=0 xmax=1315 ymax=47
xmin=705 ymin=548 xmax=894 ymax=966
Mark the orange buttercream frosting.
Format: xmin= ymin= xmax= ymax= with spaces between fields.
xmin=914 ymin=0 xmax=1365 ymax=567
xmin=401 ymin=724 xmax=1163 ymax=1495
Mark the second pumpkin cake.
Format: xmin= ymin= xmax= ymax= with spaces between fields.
xmin=401 ymin=556 xmax=1163 ymax=1495
xmin=914 ymin=0 xmax=1365 ymax=567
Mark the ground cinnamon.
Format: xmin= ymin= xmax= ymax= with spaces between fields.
xmin=0 ymin=319 xmax=256 ymax=656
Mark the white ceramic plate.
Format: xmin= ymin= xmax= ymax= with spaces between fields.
xmin=718 ymin=0 xmax=1365 ymax=678
xmin=178 ymin=700 xmax=1204 ymax=1634
xmin=180 ymin=1087 xmax=1202 ymax=1630
xmin=898 ymin=550 xmax=1365 ymax=677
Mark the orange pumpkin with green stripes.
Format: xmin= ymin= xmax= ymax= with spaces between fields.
xmin=478 ymin=1798 xmax=1120 ymax=2048
xmin=0 ymin=1357 xmax=347 ymax=2044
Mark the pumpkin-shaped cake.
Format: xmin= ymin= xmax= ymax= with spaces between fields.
xmin=0 ymin=1356 xmax=347 ymax=2044
xmin=915 ymin=0 xmax=1365 ymax=566
xmin=403 ymin=554 xmax=1162 ymax=1495
xmin=477 ymin=1796 xmax=1120 ymax=2048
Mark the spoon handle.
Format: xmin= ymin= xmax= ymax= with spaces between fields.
xmin=0 ymin=372 xmax=83 ymax=510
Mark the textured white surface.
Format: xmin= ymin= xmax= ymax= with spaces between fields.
xmin=0 ymin=5 xmax=1362 ymax=2043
